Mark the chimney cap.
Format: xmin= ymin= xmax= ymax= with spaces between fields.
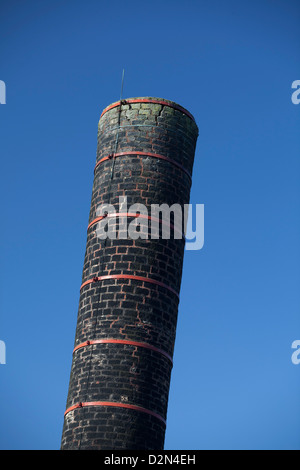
xmin=100 ymin=97 xmax=196 ymax=122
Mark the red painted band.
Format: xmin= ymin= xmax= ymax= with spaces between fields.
xmin=87 ymin=212 xmax=185 ymax=239
xmin=73 ymin=338 xmax=173 ymax=364
xmin=94 ymin=151 xmax=192 ymax=180
xmin=80 ymin=274 xmax=179 ymax=299
xmin=100 ymin=98 xmax=195 ymax=122
xmin=64 ymin=400 xmax=166 ymax=425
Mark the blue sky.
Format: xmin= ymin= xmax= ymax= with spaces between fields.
xmin=0 ymin=0 xmax=299 ymax=450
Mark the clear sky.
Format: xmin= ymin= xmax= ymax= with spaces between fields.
xmin=0 ymin=0 xmax=299 ymax=450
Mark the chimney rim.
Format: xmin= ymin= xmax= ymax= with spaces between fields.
xmin=100 ymin=97 xmax=197 ymax=123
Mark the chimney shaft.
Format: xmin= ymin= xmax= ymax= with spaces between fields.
xmin=61 ymin=97 xmax=198 ymax=450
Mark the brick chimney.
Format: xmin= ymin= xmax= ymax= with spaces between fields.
xmin=61 ymin=97 xmax=198 ymax=450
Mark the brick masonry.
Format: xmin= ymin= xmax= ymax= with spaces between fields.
xmin=60 ymin=97 xmax=199 ymax=450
